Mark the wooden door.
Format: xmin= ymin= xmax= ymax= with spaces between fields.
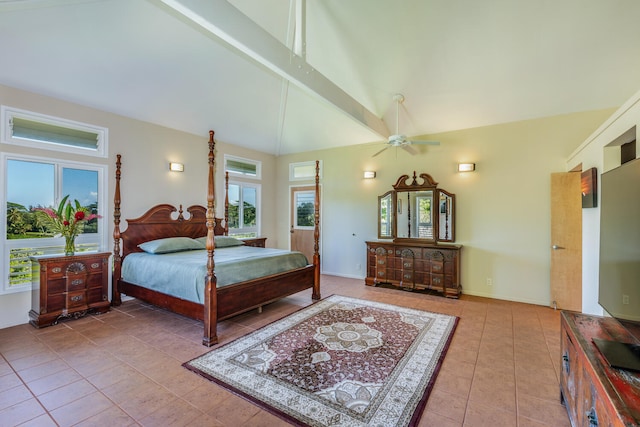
xmin=290 ymin=185 xmax=316 ymax=263
xmin=550 ymin=172 xmax=582 ymax=311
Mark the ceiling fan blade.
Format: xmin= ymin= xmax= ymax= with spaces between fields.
xmin=411 ymin=140 xmax=440 ymax=146
xmin=401 ymin=144 xmax=418 ymax=155
xmin=372 ymin=146 xmax=389 ymax=157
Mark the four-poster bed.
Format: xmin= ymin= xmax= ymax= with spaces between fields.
xmin=112 ymin=130 xmax=321 ymax=346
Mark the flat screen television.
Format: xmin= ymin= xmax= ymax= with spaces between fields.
xmin=598 ymin=157 xmax=640 ymax=371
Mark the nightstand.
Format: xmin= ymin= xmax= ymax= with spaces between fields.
xmin=241 ymin=237 xmax=267 ymax=248
xmin=29 ymin=252 xmax=111 ymax=328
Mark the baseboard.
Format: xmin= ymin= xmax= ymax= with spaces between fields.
xmin=319 ymin=271 xmax=365 ymax=280
xmin=462 ymin=289 xmax=550 ymax=307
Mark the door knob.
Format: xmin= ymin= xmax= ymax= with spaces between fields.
xmin=290 ymin=226 xmax=294 ymax=234
xmin=552 ymin=245 xmax=565 ymax=250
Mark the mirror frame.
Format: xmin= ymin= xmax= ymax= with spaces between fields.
xmin=438 ymin=189 xmax=455 ymax=242
xmin=377 ymin=190 xmax=395 ymax=239
xmin=377 ymin=171 xmax=455 ymax=243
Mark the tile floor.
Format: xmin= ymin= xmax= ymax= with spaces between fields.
xmin=0 ymin=275 xmax=570 ymax=426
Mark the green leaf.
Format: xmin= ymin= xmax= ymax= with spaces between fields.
xmin=64 ymin=203 xmax=72 ymax=221
xmin=57 ymin=195 xmax=70 ymax=217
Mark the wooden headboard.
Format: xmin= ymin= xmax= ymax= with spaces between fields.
xmin=112 ymin=143 xmax=230 ymax=259
xmin=119 ymin=204 xmax=227 ymax=256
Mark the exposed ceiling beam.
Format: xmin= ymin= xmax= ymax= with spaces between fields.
xmin=153 ymin=0 xmax=390 ymax=139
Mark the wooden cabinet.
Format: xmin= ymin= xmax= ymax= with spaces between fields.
xmin=560 ymin=311 xmax=640 ymax=426
xmin=365 ymin=241 xmax=462 ymax=298
xmin=29 ymin=252 xmax=111 ymax=328
xmin=241 ymin=237 xmax=267 ymax=248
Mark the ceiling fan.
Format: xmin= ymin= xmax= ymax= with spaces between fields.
xmin=373 ymin=93 xmax=440 ymax=157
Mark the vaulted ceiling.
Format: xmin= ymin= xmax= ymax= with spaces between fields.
xmin=1 ymin=0 xmax=640 ymax=156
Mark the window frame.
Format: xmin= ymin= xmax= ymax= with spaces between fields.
xmin=289 ymin=160 xmax=323 ymax=181
xmin=1 ymin=105 xmax=108 ymax=158
xmin=1 ymin=152 xmax=108 ymax=294
xmin=293 ymin=189 xmax=316 ymax=230
xmin=224 ymin=154 xmax=261 ymax=180
xmin=226 ymin=179 xmax=261 ymax=238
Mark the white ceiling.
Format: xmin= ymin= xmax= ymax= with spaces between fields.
xmin=1 ymin=0 xmax=640 ymax=156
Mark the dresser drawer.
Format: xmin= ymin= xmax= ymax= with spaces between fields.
xmin=431 ymin=274 xmax=444 ymax=289
xmin=66 ymin=290 xmax=88 ymax=310
xmin=431 ymin=261 xmax=444 ymax=273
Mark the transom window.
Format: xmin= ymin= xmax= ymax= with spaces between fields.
xmin=289 ymin=160 xmax=322 ymax=181
xmin=225 ymin=155 xmax=261 ymax=179
xmin=1 ymin=106 xmax=107 ymax=157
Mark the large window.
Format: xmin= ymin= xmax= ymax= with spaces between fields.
xmin=224 ymin=154 xmax=262 ymax=237
xmin=227 ymin=181 xmax=260 ymax=238
xmin=1 ymin=154 xmax=107 ymax=294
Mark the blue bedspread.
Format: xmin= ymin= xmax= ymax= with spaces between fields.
xmin=121 ymin=246 xmax=309 ymax=304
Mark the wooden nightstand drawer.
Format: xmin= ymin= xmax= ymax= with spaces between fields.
xmin=241 ymin=237 xmax=267 ymax=247
xmin=29 ymin=252 xmax=111 ymax=328
xmin=65 ymin=290 xmax=88 ymax=310
xmin=44 ymin=263 xmax=66 ymax=279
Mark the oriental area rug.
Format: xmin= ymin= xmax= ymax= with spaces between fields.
xmin=184 ymin=294 xmax=458 ymax=427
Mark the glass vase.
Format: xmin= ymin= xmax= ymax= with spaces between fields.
xmin=64 ymin=236 xmax=75 ymax=256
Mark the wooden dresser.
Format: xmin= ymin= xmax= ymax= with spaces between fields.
xmin=365 ymin=240 xmax=462 ymax=298
xmin=560 ymin=311 xmax=640 ymax=426
xmin=29 ymin=252 xmax=111 ymax=327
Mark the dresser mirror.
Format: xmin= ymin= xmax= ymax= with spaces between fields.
xmin=438 ymin=190 xmax=455 ymax=242
xmin=377 ymin=191 xmax=394 ymax=239
xmin=377 ymin=171 xmax=455 ymax=242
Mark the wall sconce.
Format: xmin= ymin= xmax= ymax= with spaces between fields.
xmin=169 ymin=162 xmax=184 ymax=172
xmin=457 ymin=163 xmax=475 ymax=172
xmin=363 ymin=171 xmax=376 ymax=179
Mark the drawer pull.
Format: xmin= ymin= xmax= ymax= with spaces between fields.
xmin=52 ymin=267 xmax=62 ymax=273
xmin=91 ymin=262 xmax=100 ymax=269
xmin=562 ymin=352 xmax=570 ymax=374
xmin=70 ymin=295 xmax=84 ymax=302
xmin=586 ymin=408 xmax=598 ymax=427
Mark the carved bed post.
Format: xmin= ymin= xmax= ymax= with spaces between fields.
xmin=203 ymin=130 xmax=218 ymax=346
xmin=112 ymin=154 xmax=122 ymax=306
xmin=312 ymin=160 xmax=321 ymax=300
xmin=224 ymin=171 xmax=229 ymax=236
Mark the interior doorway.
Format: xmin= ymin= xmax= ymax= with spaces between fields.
xmin=290 ymin=185 xmax=318 ymax=263
xmin=550 ymin=172 xmax=582 ymax=311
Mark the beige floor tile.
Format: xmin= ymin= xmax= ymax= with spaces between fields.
xmin=0 ymin=275 xmax=572 ymax=427
xmin=0 ymin=398 xmax=46 ymax=426
xmin=49 ymin=391 xmax=114 ymax=427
